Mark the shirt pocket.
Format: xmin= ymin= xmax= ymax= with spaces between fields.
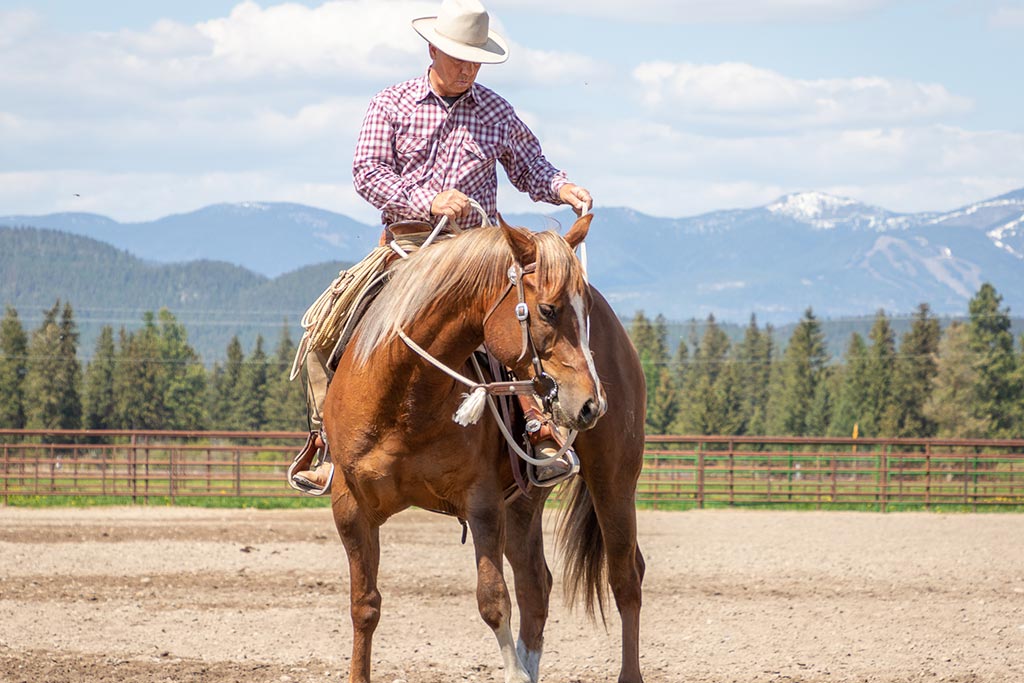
xmin=459 ymin=137 xmax=497 ymax=186
xmin=394 ymin=134 xmax=433 ymax=182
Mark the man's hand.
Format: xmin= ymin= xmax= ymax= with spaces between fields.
xmin=431 ymin=189 xmax=472 ymax=222
xmin=559 ymin=184 xmax=593 ymax=216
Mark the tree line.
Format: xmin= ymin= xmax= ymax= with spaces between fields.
xmin=0 ymin=304 xmax=306 ymax=435
xmin=2 ymin=282 xmax=1022 ymax=439
xmin=631 ymin=282 xmax=1024 ymax=439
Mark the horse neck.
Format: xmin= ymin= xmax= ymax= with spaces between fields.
xmin=367 ymin=300 xmax=488 ymax=416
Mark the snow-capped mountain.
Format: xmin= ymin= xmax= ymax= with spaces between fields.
xmin=4 ymin=189 xmax=1024 ymax=323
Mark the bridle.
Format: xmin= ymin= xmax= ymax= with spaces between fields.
xmin=391 ymin=202 xmax=581 ymax=468
xmin=395 ymin=258 xmax=560 ymax=415
xmin=482 ymin=262 xmax=559 ymax=412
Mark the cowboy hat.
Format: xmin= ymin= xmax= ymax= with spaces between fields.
xmin=412 ymin=0 xmax=509 ymax=64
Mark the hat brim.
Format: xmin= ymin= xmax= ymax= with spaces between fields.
xmin=412 ymin=16 xmax=509 ymax=64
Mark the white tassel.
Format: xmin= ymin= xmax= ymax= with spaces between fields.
xmin=453 ymin=387 xmax=487 ymax=426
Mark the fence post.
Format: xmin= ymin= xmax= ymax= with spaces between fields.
xmin=925 ymin=443 xmax=932 ymax=511
xmin=2 ymin=444 xmax=8 ymax=505
xmin=879 ymin=446 xmax=888 ymax=513
xmin=963 ymin=453 xmax=969 ymax=509
xmin=130 ymin=433 xmax=138 ymax=504
xmin=235 ymin=448 xmax=242 ymax=497
xmin=696 ymin=442 xmax=705 ymax=509
xmin=728 ymin=440 xmax=735 ymax=507
xmin=169 ymin=447 xmax=175 ymax=505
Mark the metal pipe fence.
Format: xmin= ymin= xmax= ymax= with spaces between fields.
xmin=2 ymin=430 xmax=1023 ymax=509
xmin=644 ymin=435 xmax=1024 ymax=510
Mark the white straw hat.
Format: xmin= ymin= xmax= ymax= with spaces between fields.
xmin=412 ymin=0 xmax=509 ymax=64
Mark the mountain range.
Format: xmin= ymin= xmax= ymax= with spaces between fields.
xmin=3 ymin=188 xmax=1024 ymax=332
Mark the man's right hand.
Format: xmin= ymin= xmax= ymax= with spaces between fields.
xmin=431 ymin=189 xmax=472 ymax=222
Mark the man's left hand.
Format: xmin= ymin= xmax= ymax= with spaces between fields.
xmin=559 ymin=184 xmax=593 ymax=216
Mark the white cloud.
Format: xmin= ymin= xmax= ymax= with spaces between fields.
xmin=0 ymin=1 xmax=1020 ymax=229
xmin=633 ymin=62 xmax=973 ymax=130
xmin=532 ymin=119 xmax=1024 ymax=216
xmin=488 ymin=0 xmax=897 ymax=22
xmin=990 ymin=5 xmax=1024 ymax=27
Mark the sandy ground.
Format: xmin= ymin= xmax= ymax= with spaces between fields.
xmin=0 ymin=505 xmax=1022 ymax=683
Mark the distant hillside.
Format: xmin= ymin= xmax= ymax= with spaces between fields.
xmin=5 ymin=188 xmax=1024 ymax=326
xmin=3 ymin=226 xmax=1020 ymax=365
xmin=0 ymin=226 xmax=348 ymax=361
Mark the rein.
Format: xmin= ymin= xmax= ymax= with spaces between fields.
xmin=391 ymin=199 xmax=582 ymax=468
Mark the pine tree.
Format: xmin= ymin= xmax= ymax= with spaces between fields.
xmin=56 ymin=302 xmax=83 ymax=430
xmin=966 ymin=284 xmax=1021 ymax=437
xmin=83 ymin=326 xmax=117 ymax=431
xmin=23 ymin=301 xmax=82 ymax=431
xmin=734 ymin=315 xmax=773 ymax=435
xmin=0 ymin=306 xmax=29 ymax=430
xmin=673 ymin=314 xmax=733 ymax=434
xmin=114 ymin=317 xmax=163 ymax=429
xmin=264 ymin=323 xmax=307 ymax=432
xmin=829 ymin=333 xmax=869 ymax=437
xmin=924 ymin=323 xmax=990 ymax=438
xmin=629 ymin=311 xmax=678 ymax=434
xmin=209 ymin=336 xmax=245 ymax=429
xmin=863 ymin=309 xmax=898 ymax=436
xmin=767 ymin=308 xmax=829 ymax=436
xmin=891 ymin=303 xmax=941 ymax=437
xmin=157 ymin=309 xmax=207 ymax=430
xmin=233 ymin=336 xmax=269 ymax=431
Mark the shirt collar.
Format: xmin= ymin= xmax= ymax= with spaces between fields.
xmin=416 ymin=68 xmax=478 ymax=108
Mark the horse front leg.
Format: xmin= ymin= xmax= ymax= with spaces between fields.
xmin=332 ymin=483 xmax=382 ymax=683
xmin=504 ymin=494 xmax=552 ymax=683
xmin=468 ymin=500 xmax=532 ymax=683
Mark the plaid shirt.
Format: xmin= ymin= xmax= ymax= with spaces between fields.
xmin=352 ymin=72 xmax=568 ymax=227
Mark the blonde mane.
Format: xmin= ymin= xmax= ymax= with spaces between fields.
xmin=352 ymin=226 xmax=588 ymax=366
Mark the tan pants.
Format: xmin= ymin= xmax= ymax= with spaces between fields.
xmin=304 ymin=348 xmax=331 ymax=431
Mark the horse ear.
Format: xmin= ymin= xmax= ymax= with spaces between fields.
xmin=564 ymin=213 xmax=593 ymax=250
xmin=498 ymin=213 xmax=537 ymax=265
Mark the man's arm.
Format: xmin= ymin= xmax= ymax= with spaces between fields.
xmin=352 ymin=100 xmax=435 ymax=222
xmin=501 ymin=113 xmax=592 ymax=215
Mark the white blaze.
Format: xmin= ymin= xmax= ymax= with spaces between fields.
xmin=571 ymin=294 xmax=605 ymax=411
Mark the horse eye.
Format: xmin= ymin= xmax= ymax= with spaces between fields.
xmin=538 ymin=304 xmax=558 ymax=322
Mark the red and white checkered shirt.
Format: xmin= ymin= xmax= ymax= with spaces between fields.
xmin=352 ymin=72 xmax=569 ymax=227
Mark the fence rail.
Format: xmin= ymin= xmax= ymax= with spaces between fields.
xmin=2 ymin=430 xmax=1024 ymax=510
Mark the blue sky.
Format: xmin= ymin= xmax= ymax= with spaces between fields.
xmin=2 ymin=0 xmax=1022 ymax=223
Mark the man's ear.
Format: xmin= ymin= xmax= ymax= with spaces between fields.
xmin=498 ymin=213 xmax=537 ymax=265
xmin=564 ymin=213 xmax=593 ymax=249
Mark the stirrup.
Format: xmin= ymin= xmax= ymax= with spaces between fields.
xmin=527 ymin=447 xmax=580 ymax=488
xmin=287 ymin=431 xmax=334 ymax=497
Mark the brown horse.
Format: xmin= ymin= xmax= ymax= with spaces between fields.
xmin=322 ymin=214 xmax=647 ymax=683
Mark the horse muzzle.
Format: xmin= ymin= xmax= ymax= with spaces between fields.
xmin=552 ymin=390 xmax=606 ymax=432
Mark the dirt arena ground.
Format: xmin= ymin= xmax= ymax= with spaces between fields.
xmin=1 ymin=506 xmax=1022 ymax=683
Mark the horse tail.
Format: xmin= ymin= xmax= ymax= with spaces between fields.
xmin=557 ymin=476 xmax=609 ymax=624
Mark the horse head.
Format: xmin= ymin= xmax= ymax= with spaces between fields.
xmin=483 ymin=215 xmax=607 ymax=432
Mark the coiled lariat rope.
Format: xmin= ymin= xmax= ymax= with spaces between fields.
xmin=289 ymin=201 xmax=484 ymax=381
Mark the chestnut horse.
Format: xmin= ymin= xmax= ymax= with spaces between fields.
xmin=322 ymin=214 xmax=647 ymax=683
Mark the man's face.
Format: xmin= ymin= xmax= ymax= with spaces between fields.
xmin=429 ymin=45 xmax=481 ymax=97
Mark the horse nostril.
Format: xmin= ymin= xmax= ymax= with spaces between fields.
xmin=578 ymin=399 xmax=599 ymax=427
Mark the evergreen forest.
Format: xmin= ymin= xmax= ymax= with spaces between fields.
xmin=1 ymin=283 xmax=1022 ymax=439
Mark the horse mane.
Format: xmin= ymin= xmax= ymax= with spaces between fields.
xmin=351 ymin=225 xmax=588 ymax=367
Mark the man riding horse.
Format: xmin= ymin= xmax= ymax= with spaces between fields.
xmin=291 ymin=0 xmax=593 ymax=493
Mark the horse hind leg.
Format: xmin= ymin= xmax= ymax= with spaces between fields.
xmin=591 ymin=486 xmax=646 ymax=683
xmin=504 ymin=494 xmax=552 ymax=682
xmin=468 ymin=502 xmax=533 ymax=683
xmin=562 ymin=472 xmax=646 ymax=683
xmin=332 ymin=483 xmax=382 ymax=683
